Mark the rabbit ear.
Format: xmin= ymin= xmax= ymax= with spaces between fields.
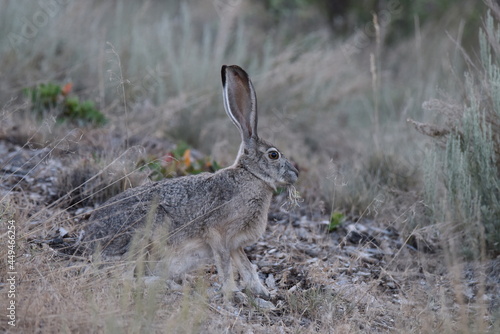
xmin=221 ymin=65 xmax=258 ymax=142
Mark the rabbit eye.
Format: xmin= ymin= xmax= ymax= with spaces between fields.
xmin=268 ymin=150 xmax=280 ymax=160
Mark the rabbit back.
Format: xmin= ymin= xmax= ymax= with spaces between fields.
xmin=82 ymin=167 xmax=272 ymax=257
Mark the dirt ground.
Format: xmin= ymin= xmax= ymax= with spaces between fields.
xmin=1 ymin=136 xmax=499 ymax=333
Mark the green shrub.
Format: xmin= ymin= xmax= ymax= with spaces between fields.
xmin=412 ymin=8 xmax=500 ymax=257
xmin=443 ymin=94 xmax=499 ymax=257
xmin=23 ymin=82 xmax=61 ymax=111
xmin=24 ymin=82 xmax=107 ymax=126
xmin=61 ymin=97 xmax=106 ymax=126
xmin=138 ymin=141 xmax=221 ymax=181
xmin=328 ymin=211 xmax=345 ymax=232
xmin=258 ymin=0 xmax=482 ymax=45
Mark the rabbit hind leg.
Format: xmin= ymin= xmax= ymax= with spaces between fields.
xmin=231 ymin=247 xmax=270 ymax=299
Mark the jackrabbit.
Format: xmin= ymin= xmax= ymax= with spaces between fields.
xmin=82 ymin=65 xmax=299 ymax=300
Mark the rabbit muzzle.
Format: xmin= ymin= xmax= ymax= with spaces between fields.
xmin=280 ymin=160 xmax=299 ymax=186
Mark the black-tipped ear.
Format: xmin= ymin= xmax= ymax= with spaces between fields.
xmin=221 ymin=65 xmax=258 ymax=142
xmin=221 ymin=65 xmax=227 ymax=88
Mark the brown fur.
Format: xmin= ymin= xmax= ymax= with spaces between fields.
xmin=81 ymin=65 xmax=299 ymax=300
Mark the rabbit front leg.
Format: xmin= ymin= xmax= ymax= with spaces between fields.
xmin=207 ymin=234 xmax=246 ymax=303
xmin=231 ymin=247 xmax=270 ymax=299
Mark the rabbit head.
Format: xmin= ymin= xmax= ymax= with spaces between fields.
xmin=222 ymin=65 xmax=299 ymax=191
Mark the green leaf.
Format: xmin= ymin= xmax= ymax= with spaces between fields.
xmin=328 ymin=212 xmax=345 ymax=232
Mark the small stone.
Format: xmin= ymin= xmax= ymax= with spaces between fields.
xmin=265 ymin=274 xmax=276 ymax=290
xmin=385 ymin=281 xmax=396 ymax=289
xmin=58 ymin=227 xmax=69 ymax=237
xmin=254 ymin=297 xmax=276 ymax=310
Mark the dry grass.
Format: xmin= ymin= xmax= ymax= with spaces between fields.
xmin=1 ymin=0 xmax=499 ymax=333
xmin=2 ymin=192 xmax=498 ymax=333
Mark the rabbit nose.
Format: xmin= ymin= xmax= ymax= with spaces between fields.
xmin=288 ymin=161 xmax=299 ymax=176
xmin=286 ymin=161 xmax=299 ymax=181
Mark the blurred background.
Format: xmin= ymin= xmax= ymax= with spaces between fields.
xmin=1 ymin=0 xmax=498 ymax=257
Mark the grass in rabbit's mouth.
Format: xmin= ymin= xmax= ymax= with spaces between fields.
xmin=286 ymin=185 xmax=303 ymax=208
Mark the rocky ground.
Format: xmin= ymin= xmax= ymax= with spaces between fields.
xmin=1 ymin=136 xmax=499 ymax=333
